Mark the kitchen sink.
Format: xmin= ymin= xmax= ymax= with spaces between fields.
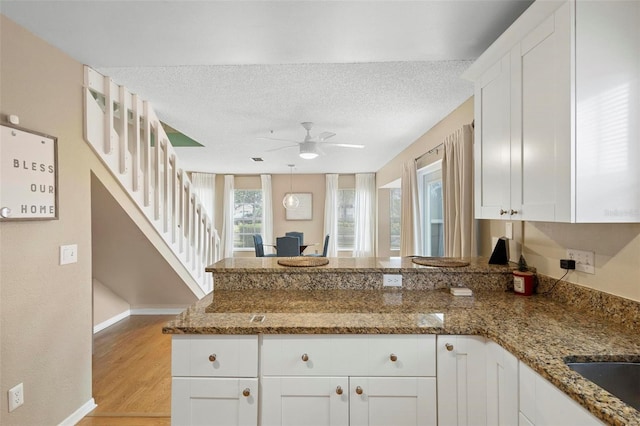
xmin=565 ymin=362 xmax=640 ymax=411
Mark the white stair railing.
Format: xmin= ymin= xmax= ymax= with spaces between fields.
xmin=83 ymin=66 xmax=220 ymax=297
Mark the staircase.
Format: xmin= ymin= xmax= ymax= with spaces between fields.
xmin=83 ymin=66 xmax=220 ymax=298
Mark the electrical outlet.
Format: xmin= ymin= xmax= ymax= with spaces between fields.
xmin=566 ymin=249 xmax=595 ymax=274
xmin=383 ymin=274 xmax=402 ymax=287
xmin=8 ymin=383 xmax=23 ymax=412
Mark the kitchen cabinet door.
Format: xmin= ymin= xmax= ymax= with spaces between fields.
xmin=474 ymin=53 xmax=514 ymax=220
xmin=518 ymin=362 xmax=603 ymax=425
xmin=515 ymin=1 xmax=572 ymax=222
xmin=172 ymin=377 xmax=258 ymax=426
xmin=261 ymin=376 xmax=349 ymax=426
xmin=486 ymin=341 xmax=518 ymax=426
xmin=437 ymin=335 xmax=487 ymax=426
xmin=349 ymin=377 xmax=437 ymax=426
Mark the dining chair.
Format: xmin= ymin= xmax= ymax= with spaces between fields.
xmin=308 ymin=234 xmax=330 ymax=257
xmin=253 ymin=234 xmax=276 ymax=258
xmin=276 ymin=236 xmax=300 ymax=257
xmin=285 ymin=231 xmax=304 ymax=245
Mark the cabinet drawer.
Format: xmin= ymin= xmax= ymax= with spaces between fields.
xmin=172 ymin=335 xmax=258 ymax=377
xmin=262 ymin=335 xmax=435 ymax=377
xmin=262 ymin=335 xmax=333 ymax=376
xmin=367 ymin=335 xmax=435 ymax=376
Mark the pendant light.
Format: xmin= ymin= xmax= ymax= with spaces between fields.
xmin=282 ymin=164 xmax=300 ymax=209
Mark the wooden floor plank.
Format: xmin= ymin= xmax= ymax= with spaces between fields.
xmin=78 ymin=315 xmax=174 ymax=425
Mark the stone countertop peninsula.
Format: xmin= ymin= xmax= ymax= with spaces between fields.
xmin=166 ymin=257 xmax=640 ymax=426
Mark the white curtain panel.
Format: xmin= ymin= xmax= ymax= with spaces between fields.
xmin=442 ymin=124 xmax=477 ymax=258
xmin=353 ymin=173 xmax=376 ymax=257
xmin=323 ymin=174 xmax=339 ymax=257
xmin=400 ymin=160 xmax=423 ymax=257
xmin=261 ymin=174 xmax=274 ymax=255
xmin=221 ymin=175 xmax=235 ymax=258
xmin=191 ymin=172 xmax=216 ymax=226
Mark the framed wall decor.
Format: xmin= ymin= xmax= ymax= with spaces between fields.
xmin=0 ymin=123 xmax=59 ymax=221
xmin=285 ymin=192 xmax=312 ymax=220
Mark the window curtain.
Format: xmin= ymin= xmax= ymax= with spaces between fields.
xmin=191 ymin=172 xmax=216 ymax=226
xmin=353 ymin=173 xmax=376 ymax=257
xmin=260 ymin=174 xmax=274 ymax=255
xmin=442 ymin=124 xmax=477 ymax=257
xmin=400 ymin=160 xmax=423 ymax=257
xmin=323 ymin=174 xmax=339 ymax=257
xmin=221 ymin=175 xmax=235 ymax=258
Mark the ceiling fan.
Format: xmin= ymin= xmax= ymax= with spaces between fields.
xmin=259 ymin=122 xmax=364 ymax=159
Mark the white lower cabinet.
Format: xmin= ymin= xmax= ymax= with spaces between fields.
xmin=171 ymin=334 xmax=605 ymax=426
xmin=171 ymin=335 xmax=259 ymax=426
xmin=261 ymin=334 xmax=437 ymax=426
xmin=172 ymin=377 xmax=258 ymax=426
xmin=261 ymin=376 xmax=349 ymax=426
xmin=518 ymin=362 xmax=603 ymax=426
xmin=261 ymin=376 xmax=436 ymax=426
xmin=486 ymin=340 xmax=519 ymax=426
xmin=436 ymin=335 xmax=488 ymax=426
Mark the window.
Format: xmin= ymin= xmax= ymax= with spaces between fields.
xmin=337 ymin=188 xmax=355 ymax=250
xmin=419 ymin=163 xmax=444 ymax=256
xmin=233 ymin=189 xmax=262 ymax=249
xmin=389 ymin=188 xmax=401 ymax=251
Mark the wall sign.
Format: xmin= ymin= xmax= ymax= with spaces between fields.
xmin=285 ymin=193 xmax=312 ymax=220
xmin=0 ymin=124 xmax=59 ymax=220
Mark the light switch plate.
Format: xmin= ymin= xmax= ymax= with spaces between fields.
xmin=60 ymin=244 xmax=78 ymax=265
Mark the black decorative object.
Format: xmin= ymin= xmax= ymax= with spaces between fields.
xmin=488 ymin=237 xmax=509 ymax=265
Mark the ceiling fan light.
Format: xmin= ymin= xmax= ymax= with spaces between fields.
xmin=299 ymin=141 xmax=319 ymax=159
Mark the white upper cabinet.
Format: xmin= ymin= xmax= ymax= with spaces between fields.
xmin=574 ymin=0 xmax=640 ymax=222
xmin=465 ymin=0 xmax=640 ymax=223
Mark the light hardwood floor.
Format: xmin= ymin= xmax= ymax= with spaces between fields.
xmin=78 ymin=316 xmax=174 ymax=426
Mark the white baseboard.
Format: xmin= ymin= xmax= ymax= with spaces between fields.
xmin=130 ymin=307 xmax=186 ymax=315
xmin=93 ymin=309 xmax=130 ymax=334
xmin=58 ymin=397 xmax=96 ymax=426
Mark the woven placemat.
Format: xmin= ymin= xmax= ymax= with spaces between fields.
xmin=277 ymin=257 xmax=330 ymax=267
xmin=412 ymin=257 xmax=470 ymax=267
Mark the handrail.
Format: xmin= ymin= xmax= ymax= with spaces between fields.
xmin=83 ymin=66 xmax=220 ymax=297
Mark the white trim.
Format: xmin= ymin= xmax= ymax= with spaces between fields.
xmin=130 ymin=308 xmax=186 ymax=315
xmin=58 ymin=398 xmax=96 ymax=426
xmin=93 ymin=309 xmax=130 ymax=334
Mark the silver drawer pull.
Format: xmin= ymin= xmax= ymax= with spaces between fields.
xmin=355 ymin=386 xmax=363 ymax=395
xmin=208 ymin=354 xmax=217 ymax=362
xmin=390 ymin=353 xmax=398 ymax=362
xmin=336 ymin=386 xmax=343 ymax=395
xmin=445 ymin=343 xmax=454 ymax=352
xmin=242 ymin=388 xmax=250 ymax=397
xmin=301 ymin=353 xmax=309 ymax=362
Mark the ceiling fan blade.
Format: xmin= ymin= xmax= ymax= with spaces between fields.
xmin=265 ymin=144 xmax=297 ymax=152
xmin=257 ymin=136 xmax=300 ymax=144
xmin=317 ymin=132 xmax=336 ymax=141
xmin=324 ymin=143 xmax=365 ymax=149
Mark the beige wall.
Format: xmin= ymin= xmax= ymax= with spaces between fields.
xmin=93 ymin=278 xmax=130 ymax=327
xmin=0 ymin=16 xmax=93 ymax=424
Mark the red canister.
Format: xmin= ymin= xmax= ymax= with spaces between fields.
xmin=513 ymin=271 xmax=535 ymax=296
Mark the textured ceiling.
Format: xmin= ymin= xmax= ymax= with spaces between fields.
xmin=1 ymin=0 xmax=533 ymax=174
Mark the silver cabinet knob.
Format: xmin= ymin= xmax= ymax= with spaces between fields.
xmin=445 ymin=343 xmax=454 ymax=352
xmin=336 ymin=386 xmax=343 ymax=395
xmin=499 ymin=209 xmax=508 ymax=216
xmin=389 ymin=353 xmax=398 ymax=362
xmin=208 ymin=354 xmax=217 ymax=362
xmin=510 ymin=209 xmax=519 ymax=215
xmin=0 ymin=207 xmax=11 ymax=218
xmin=242 ymin=388 xmax=250 ymax=397
xmin=355 ymin=386 xmax=363 ymax=395
xmin=301 ymin=353 xmax=309 ymax=362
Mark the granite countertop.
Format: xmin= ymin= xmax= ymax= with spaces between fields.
xmin=164 ymin=288 xmax=640 ymax=426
